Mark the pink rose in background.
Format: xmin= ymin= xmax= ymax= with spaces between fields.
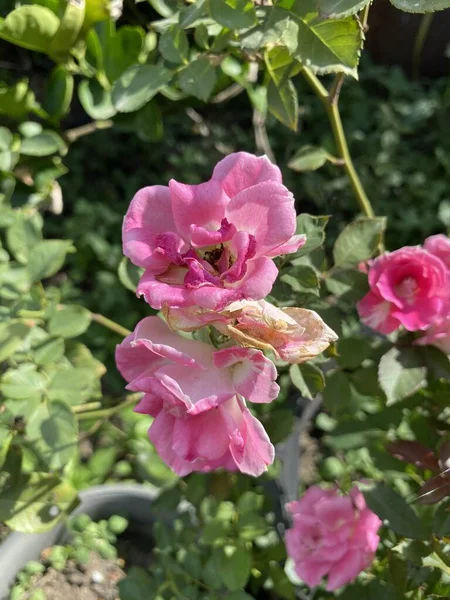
xmin=285 ymin=486 xmax=381 ymax=591
xmin=424 ymin=234 xmax=450 ymax=269
xmin=165 ymin=300 xmax=338 ymax=364
xmin=115 ymin=316 xmax=278 ymax=477
xmin=415 ymin=315 xmax=450 ymax=354
xmin=357 ymin=246 xmax=449 ymax=334
xmin=123 ymin=152 xmax=304 ymax=312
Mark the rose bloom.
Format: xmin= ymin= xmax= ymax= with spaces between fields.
xmin=164 ymin=300 xmax=338 ymax=364
xmin=285 ymin=486 xmax=381 ymax=591
xmin=123 ymin=152 xmax=304 ymax=311
xmin=424 ymin=234 xmax=450 ymax=269
xmin=115 ymin=316 xmax=279 ymax=477
xmin=357 ymin=246 xmax=449 ymax=334
xmin=415 ymin=314 xmax=450 ymax=354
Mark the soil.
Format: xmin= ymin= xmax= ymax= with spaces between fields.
xmin=20 ymin=551 xmax=125 ymax=600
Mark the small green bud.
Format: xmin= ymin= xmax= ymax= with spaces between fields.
xmin=74 ymin=546 xmax=91 ymax=565
xmin=10 ymin=585 xmax=26 ymax=600
xmin=24 ymin=561 xmax=45 ymax=575
xmin=30 ymin=590 xmax=46 ymax=600
xmin=108 ymin=515 xmax=128 ymax=535
xmin=95 ymin=539 xmax=117 ymax=560
xmin=69 ymin=514 xmax=91 ymax=532
xmin=113 ymin=461 xmax=132 ymax=477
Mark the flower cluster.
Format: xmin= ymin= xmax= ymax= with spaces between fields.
xmin=357 ymin=235 xmax=450 ymax=353
xmin=116 ymin=152 xmax=337 ymax=477
xmin=285 ymin=486 xmax=381 ymax=591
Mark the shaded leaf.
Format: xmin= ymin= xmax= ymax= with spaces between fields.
xmin=318 ymin=0 xmax=371 ymax=18
xmin=333 ymin=218 xmax=386 ymax=266
xmin=178 ymin=57 xmax=217 ymax=101
xmin=389 ymin=0 xmax=450 ymax=12
xmin=27 ymin=240 xmax=73 ymax=283
xmin=78 ymin=80 xmax=116 ymax=120
xmin=48 ymin=305 xmax=91 ymax=339
xmin=112 ymin=64 xmax=172 ymax=113
xmin=288 ymin=145 xmax=335 ymax=171
xmin=267 ymin=78 xmax=298 ymax=131
xmin=378 ymin=347 xmax=427 ymax=405
xmin=290 ymin=363 xmax=325 ymax=399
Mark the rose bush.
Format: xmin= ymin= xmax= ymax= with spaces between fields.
xmin=1 ymin=0 xmax=450 ymax=598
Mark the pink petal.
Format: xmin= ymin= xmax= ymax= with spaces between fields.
xmin=137 ymin=270 xmax=193 ymax=309
xmin=123 ymin=186 xmax=176 ymax=268
xmin=295 ymin=557 xmax=331 ymax=588
xmin=172 ymin=408 xmax=231 ymax=462
xmin=212 ymin=152 xmax=282 ymax=198
xmin=134 ymin=392 xmax=163 ymax=417
xmin=133 ymin=316 xmax=212 ymax=368
xmin=239 ymin=256 xmax=279 ymax=301
xmin=315 ymin=496 xmax=355 ymax=530
xmin=148 ymin=410 xmax=194 ymax=476
xmin=287 ymin=487 xmax=336 ymax=518
xmin=213 ymin=346 xmax=279 ymax=404
xmin=357 ymin=291 xmax=400 ymax=334
xmin=169 ymin=179 xmax=229 ymax=243
xmin=226 ymin=181 xmax=296 ymax=256
xmin=229 ymin=406 xmax=275 ymax=476
xmin=326 ymin=550 xmax=364 ymax=591
xmin=265 ymin=234 xmax=307 ymax=258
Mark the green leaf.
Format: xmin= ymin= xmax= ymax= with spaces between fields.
xmin=178 ymin=57 xmax=217 ymax=101
xmin=325 ymin=268 xmax=369 ymax=302
xmin=102 ymin=25 xmax=145 ymax=83
xmin=1 ymin=363 xmax=47 ymax=400
xmin=118 ymin=567 xmax=154 ymax=600
xmin=180 ymin=0 xmax=207 ymax=27
xmin=118 ymin=257 xmax=143 ymax=293
xmin=288 ymin=0 xmax=363 ymax=77
xmin=281 ymin=265 xmax=320 ymax=295
xmin=0 ymin=322 xmax=30 ymax=363
xmin=78 ymin=79 xmax=117 ymax=120
xmin=0 ymin=471 xmax=78 ymax=533
xmin=378 ymin=347 xmax=427 ymax=406
xmin=422 ymin=553 xmax=450 ymax=576
xmin=389 ymin=0 xmax=450 ymax=12
xmin=208 ymin=0 xmax=257 ymax=29
xmin=48 ymin=305 xmax=91 ymax=339
xmin=294 ymin=214 xmax=329 ymax=258
xmin=323 ymin=369 xmax=353 ymax=415
xmin=318 ymin=0 xmax=371 ymax=18
xmin=43 ymin=66 xmax=74 ymax=120
xmin=267 ymin=78 xmax=298 ymax=131
xmin=135 ymin=99 xmax=164 ymax=143
xmin=290 ymin=363 xmax=325 ymax=399
xmin=432 ymin=500 xmax=450 ymax=537
xmin=112 ymin=64 xmax=172 ymax=113
xmin=363 ymin=483 xmax=428 ymax=539
xmin=27 ymin=400 xmax=78 ymax=471
xmin=0 ymin=427 xmax=13 ymax=471
xmin=288 ymin=145 xmax=335 ymax=171
xmin=159 ymin=24 xmax=189 ymax=64
xmin=27 ymin=239 xmax=73 ymax=283
xmin=214 ymin=542 xmax=251 ymax=590
xmin=337 ymin=336 xmax=372 ymax=370
xmin=48 ymin=366 xmax=98 ymax=405
xmin=0 ymin=5 xmax=60 ymax=53
xmin=6 ymin=216 xmax=42 ymax=264
xmin=20 ymin=130 xmax=66 ymax=156
xmin=49 ymin=0 xmax=85 ymax=59
xmin=33 ymin=336 xmax=65 ymax=365
xmin=333 ymin=217 xmax=386 ymax=267
xmin=0 ymin=80 xmax=36 ymax=120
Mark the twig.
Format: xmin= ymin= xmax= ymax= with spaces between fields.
xmin=301 ymin=67 xmax=376 ymax=221
xmin=76 ymin=393 xmax=142 ymax=421
xmin=90 ymin=312 xmax=131 ymax=337
xmin=253 ymin=108 xmax=276 ymax=164
xmin=72 ymin=401 xmax=102 ymax=414
xmin=412 ymin=14 xmax=433 ymax=80
xmin=211 ymin=83 xmax=245 ymax=103
xmin=64 ymin=120 xmax=113 ymax=143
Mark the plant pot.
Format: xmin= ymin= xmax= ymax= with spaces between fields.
xmin=0 ymin=483 xmax=159 ymax=600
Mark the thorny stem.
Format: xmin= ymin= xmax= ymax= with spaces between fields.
xmin=76 ymin=393 xmax=142 ymax=420
xmin=90 ymin=312 xmax=131 ymax=337
xmin=300 ymin=67 xmax=376 ymax=220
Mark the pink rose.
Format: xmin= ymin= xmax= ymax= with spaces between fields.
xmin=123 ymin=152 xmax=304 ymax=311
xmin=165 ymin=300 xmax=338 ymax=364
xmin=115 ymin=316 xmax=278 ymax=476
xmin=415 ymin=315 xmax=450 ymax=354
xmin=424 ymin=234 xmax=450 ymax=269
xmin=357 ymin=246 xmax=449 ymax=334
xmin=285 ymin=486 xmax=381 ymax=591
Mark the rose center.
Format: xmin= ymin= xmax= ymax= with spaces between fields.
xmin=396 ymin=276 xmax=418 ymax=305
xmin=202 ymin=244 xmax=233 ymax=274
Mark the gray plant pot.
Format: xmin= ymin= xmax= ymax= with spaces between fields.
xmin=0 ymin=483 xmax=159 ymax=600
